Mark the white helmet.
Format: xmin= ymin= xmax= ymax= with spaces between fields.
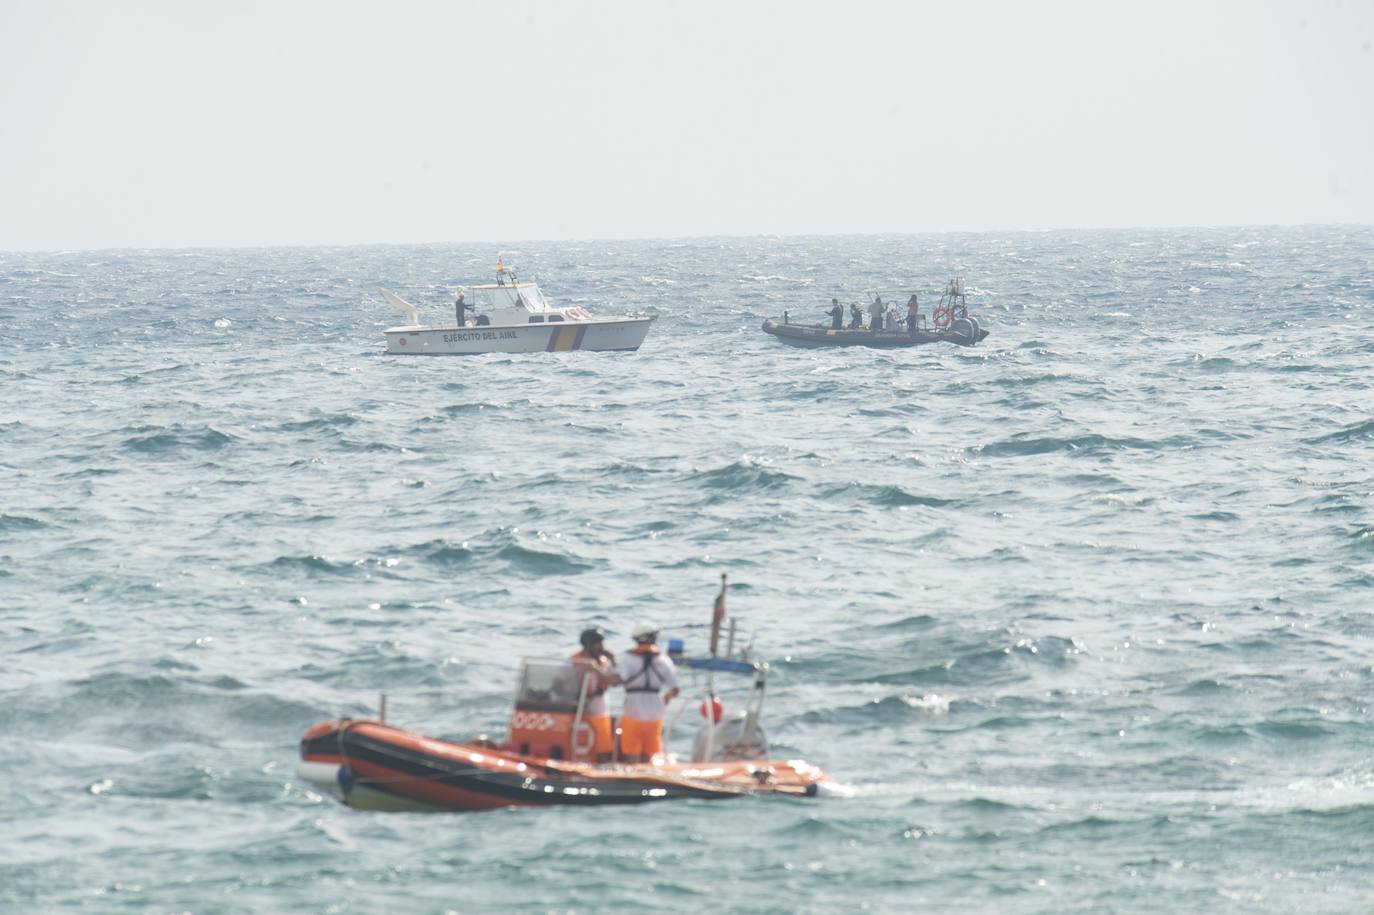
xmin=631 ymin=620 xmax=659 ymax=641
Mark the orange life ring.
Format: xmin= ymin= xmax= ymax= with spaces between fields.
xmin=933 ymin=305 xmax=953 ymax=329
xmin=951 ymin=303 xmax=968 ymax=320
xmin=571 ymin=720 xmax=596 ymax=756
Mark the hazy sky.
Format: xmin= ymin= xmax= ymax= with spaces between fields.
xmin=2 ymin=0 xmax=1371 ymax=250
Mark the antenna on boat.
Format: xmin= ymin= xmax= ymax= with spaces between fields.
xmin=379 ymin=692 xmax=387 ymax=723
xmin=380 ymin=288 xmax=419 ymax=326
xmin=710 ymin=573 xmax=727 ymax=657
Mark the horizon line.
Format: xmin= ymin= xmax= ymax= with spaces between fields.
xmin=3 ymin=220 xmax=1371 ymax=257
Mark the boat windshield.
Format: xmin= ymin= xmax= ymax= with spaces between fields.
xmin=462 ymin=283 xmax=552 ymax=313
xmin=514 ymin=658 xmax=581 ymax=711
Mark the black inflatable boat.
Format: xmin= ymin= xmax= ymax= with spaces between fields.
xmin=762 ymin=315 xmax=988 ymax=348
xmin=763 ymin=278 xmax=990 ymax=349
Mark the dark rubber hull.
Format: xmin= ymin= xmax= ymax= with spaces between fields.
xmin=762 ymin=317 xmax=989 ymax=348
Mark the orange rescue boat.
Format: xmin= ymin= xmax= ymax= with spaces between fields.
xmin=297 ymin=578 xmax=844 ymax=811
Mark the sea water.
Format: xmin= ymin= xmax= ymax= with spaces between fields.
xmin=2 ymin=227 xmax=1372 ymax=912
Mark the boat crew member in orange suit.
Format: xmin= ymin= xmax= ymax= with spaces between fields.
xmin=614 ymin=621 xmax=680 ymax=764
xmin=570 ymin=627 xmax=617 ymax=763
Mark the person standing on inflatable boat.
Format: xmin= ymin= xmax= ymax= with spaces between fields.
xmin=615 ymin=621 xmax=680 ymax=764
xmin=570 ymin=627 xmax=617 ymax=764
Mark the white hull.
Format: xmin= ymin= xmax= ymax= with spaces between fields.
xmin=385 ymin=316 xmax=655 ymax=355
xmin=295 ymin=761 xmax=445 ymax=812
xmin=296 ymin=761 xmax=344 ymax=798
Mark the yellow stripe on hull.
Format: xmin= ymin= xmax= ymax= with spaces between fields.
xmin=552 ymin=327 xmax=578 ymax=351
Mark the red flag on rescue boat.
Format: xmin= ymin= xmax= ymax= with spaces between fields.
xmin=709 ymin=573 xmax=727 ymax=655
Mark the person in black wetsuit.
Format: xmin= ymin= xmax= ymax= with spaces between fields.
xmin=849 ymin=303 xmax=863 ymax=328
xmin=828 ymin=298 xmax=844 ymax=329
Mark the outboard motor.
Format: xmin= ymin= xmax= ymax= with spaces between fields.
xmin=950 ymin=316 xmax=981 ymax=345
xmin=691 ymin=711 xmax=769 ymax=762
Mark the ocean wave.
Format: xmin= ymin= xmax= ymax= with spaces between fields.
xmin=415 ymin=538 xmax=476 ymax=568
xmin=1171 ymin=678 xmax=1229 ymax=696
xmin=1034 ymin=813 xmax=1169 ymax=838
xmin=951 ymin=796 xmax=1030 ymax=814
xmin=873 ymin=613 xmax=939 ymax=631
xmin=868 ymin=662 xmax=964 ymax=687
xmin=1305 ymin=419 xmax=1374 ymax=444
xmin=335 ymin=438 xmax=409 ymax=453
xmin=659 ymin=555 xmax=763 ymax=571
xmin=117 ymin=364 xmax=194 ymax=384
xmin=494 ymin=543 xmax=596 ymax=575
xmin=274 ymin=413 xmax=360 ymax=433
xmin=968 ymin=433 xmax=1188 ymax=458
xmin=2 ymin=671 xmax=326 ymax=745
xmin=768 ymin=815 xmax=858 ymax=838
xmin=1187 ymin=510 xmax=1240 ymax=522
xmin=0 ymin=514 xmax=46 ymax=532
xmin=594 ymin=461 xmax=661 ymax=482
xmin=442 ymin=402 xmax=502 ymax=415
xmin=986 ymin=372 xmax=1080 ymax=387
xmin=866 ymin=636 xmax=1083 ymax=687
xmin=1312 ymin=495 xmax=1360 ymax=515
xmin=690 ymin=461 xmax=800 ymax=493
xmin=788 ymin=693 xmax=953 ymax=728
xmin=739 ymin=273 xmax=813 ymax=285
xmin=1251 ymin=719 xmax=1337 ymax=741
xmin=1193 ymin=724 xmax=1253 ymax=744
xmin=123 ymin=424 xmax=237 ymax=453
xmin=265 ymin=554 xmax=364 ymax=578
xmin=819 ymin=483 xmax=957 ymax=508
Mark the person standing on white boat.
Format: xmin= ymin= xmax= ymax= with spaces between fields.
xmin=615 ymin=622 xmax=679 ymax=764
xmin=454 ymin=292 xmax=468 ymax=327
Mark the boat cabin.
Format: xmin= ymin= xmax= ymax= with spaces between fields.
xmin=459 ymin=280 xmax=592 ymax=327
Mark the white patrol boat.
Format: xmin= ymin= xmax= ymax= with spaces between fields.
xmin=380 ymin=261 xmax=656 ymax=355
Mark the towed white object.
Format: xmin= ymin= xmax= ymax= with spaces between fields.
xmin=381 ymin=265 xmax=655 ymax=355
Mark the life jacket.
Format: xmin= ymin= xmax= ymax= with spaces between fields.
xmin=570 ymin=650 xmax=610 ymax=698
xmin=624 ymin=644 xmax=662 ymax=693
